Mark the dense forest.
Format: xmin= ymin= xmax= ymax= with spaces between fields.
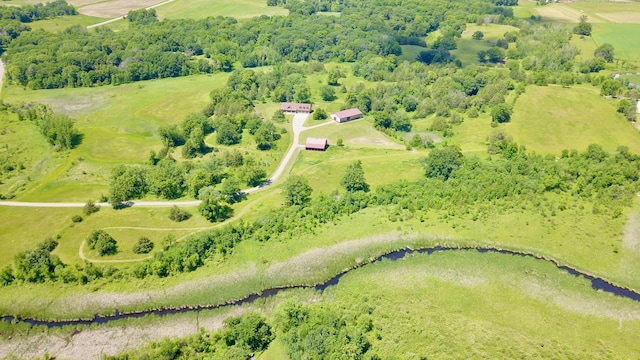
xmin=1 ymin=0 xmax=516 ymax=88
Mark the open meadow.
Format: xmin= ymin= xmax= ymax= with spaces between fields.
xmin=506 ymin=84 xmax=640 ymax=154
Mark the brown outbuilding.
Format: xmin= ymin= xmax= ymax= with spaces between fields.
xmin=305 ymin=137 xmax=328 ymax=151
xmin=331 ymin=108 xmax=363 ymax=123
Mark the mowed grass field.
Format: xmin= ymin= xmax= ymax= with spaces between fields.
xmin=505 ymin=85 xmax=640 ymax=154
xmin=592 ymin=23 xmax=640 ymax=62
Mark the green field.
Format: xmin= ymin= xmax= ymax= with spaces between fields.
xmin=318 ymin=250 xmax=640 ymax=358
xmin=1 ymin=74 xmax=229 ymax=201
xmin=156 ymin=0 xmax=288 ymax=20
xmin=506 ymin=85 xmax=640 ymax=154
xmin=593 ymin=23 xmax=640 ymax=62
xmin=453 ymin=24 xmax=517 ymax=66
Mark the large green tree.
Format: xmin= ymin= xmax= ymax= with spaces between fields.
xmin=423 ymin=146 xmax=463 ymax=180
xmin=282 ymin=175 xmax=313 ymax=206
xmin=341 ymin=160 xmax=369 ymax=192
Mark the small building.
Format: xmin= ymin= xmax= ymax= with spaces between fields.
xmin=281 ymin=102 xmax=312 ymax=114
xmin=331 ymin=108 xmax=363 ymax=123
xmin=305 ymin=137 xmax=328 ymax=151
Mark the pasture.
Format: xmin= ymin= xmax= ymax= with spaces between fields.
xmin=592 ymin=23 xmax=640 ymax=62
xmin=506 ymin=85 xmax=640 ymax=154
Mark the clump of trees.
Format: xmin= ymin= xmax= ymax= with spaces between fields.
xmin=0 ymin=0 xmax=76 ymax=23
xmin=12 ymin=102 xmax=81 ymax=151
xmin=282 ymin=175 xmax=313 ymax=206
xmin=106 ymin=312 xmax=272 ymax=359
xmin=169 ymin=206 xmax=191 ymax=222
xmin=86 ymin=230 xmax=118 ymax=256
xmin=341 ymin=160 xmax=369 ymax=192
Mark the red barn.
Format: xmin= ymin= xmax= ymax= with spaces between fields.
xmin=305 ymin=137 xmax=328 ymax=151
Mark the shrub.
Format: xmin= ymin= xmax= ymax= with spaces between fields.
xmin=133 ymin=236 xmax=154 ymax=254
xmin=169 ymin=205 xmax=191 ymax=222
xmin=72 ymin=215 xmax=83 ymax=223
xmin=83 ymin=200 xmax=101 ymax=215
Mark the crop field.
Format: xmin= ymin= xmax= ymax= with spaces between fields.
xmin=506 ymin=85 xmax=640 ymax=154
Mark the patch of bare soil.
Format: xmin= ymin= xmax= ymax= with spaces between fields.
xmin=78 ymin=0 xmax=165 ymax=18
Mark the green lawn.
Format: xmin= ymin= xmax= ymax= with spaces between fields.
xmin=505 ymin=85 xmax=640 ymax=154
xmin=156 ymin=0 xmax=288 ymax=20
xmin=593 ymin=23 xmax=640 ymax=62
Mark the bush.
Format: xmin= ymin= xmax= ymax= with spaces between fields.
xmin=133 ymin=236 xmax=155 ymax=254
xmin=86 ymin=230 xmax=118 ymax=256
xmin=169 ymin=205 xmax=191 ymax=222
xmin=313 ymin=108 xmax=328 ymax=120
xmin=72 ymin=215 xmax=83 ymax=223
xmin=83 ymin=199 xmax=100 ymax=215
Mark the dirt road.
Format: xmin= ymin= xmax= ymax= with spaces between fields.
xmin=0 ymin=113 xmax=334 ymax=207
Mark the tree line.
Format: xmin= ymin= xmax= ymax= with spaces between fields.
xmin=3 ymin=141 xmax=638 ymax=286
xmin=2 ymin=0 xmax=515 ymax=89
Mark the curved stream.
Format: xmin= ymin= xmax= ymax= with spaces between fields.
xmin=2 ymin=246 xmax=640 ymax=328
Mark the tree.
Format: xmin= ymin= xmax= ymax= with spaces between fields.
xmin=109 ymin=165 xmax=147 ymax=205
xmin=423 ymin=146 xmax=463 ymax=180
xmin=341 ymin=160 xmax=369 ymax=192
xmin=327 ymin=67 xmax=345 ymax=85
xmin=198 ymin=196 xmax=232 ymax=222
xmin=600 ymin=79 xmax=623 ymax=97
xmin=133 ymin=236 xmax=154 ymax=254
xmin=618 ymin=99 xmax=637 ymax=122
xmin=216 ymin=120 xmax=242 ymax=145
xmin=594 ymin=43 xmax=615 ymax=62
xmin=491 ymin=103 xmax=512 ymax=123
xmin=86 ymin=230 xmax=118 ymax=256
xmin=320 ymin=85 xmax=336 ymax=101
xmin=83 ymin=199 xmax=100 ymax=216
xmin=282 ymin=175 xmax=312 ymax=206
xmin=219 ymin=177 xmax=244 ymax=204
xmin=254 ymin=121 xmax=281 ymax=150
xmin=313 ymin=108 xmax=328 ymax=120
xmin=472 ymin=31 xmax=484 ymax=40
xmin=223 ymin=313 xmax=273 ymax=352
xmin=39 ymin=114 xmax=81 ymax=151
xmin=169 ymin=205 xmax=191 ymax=222
xmin=573 ymin=15 xmax=592 ymax=36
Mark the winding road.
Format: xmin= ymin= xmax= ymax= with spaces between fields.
xmin=0 ymin=113 xmax=334 ymax=208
